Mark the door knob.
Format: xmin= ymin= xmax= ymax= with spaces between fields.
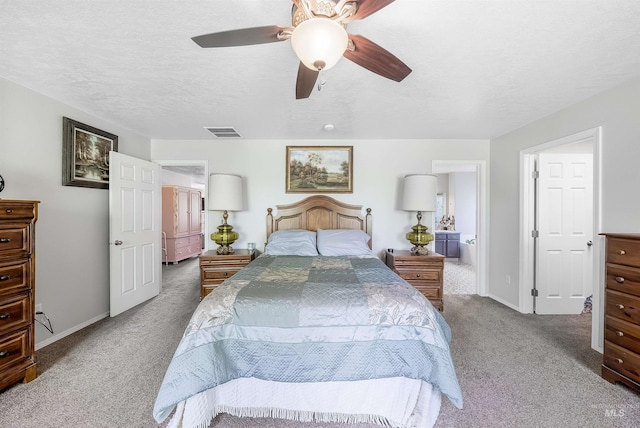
xmin=114 ymin=240 xmax=123 ymax=246
xmin=587 ymin=241 xmax=593 ymax=247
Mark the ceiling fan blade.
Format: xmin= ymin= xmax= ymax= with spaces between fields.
xmin=192 ymin=26 xmax=288 ymax=48
xmin=296 ymin=62 xmax=320 ymax=99
xmin=352 ymin=0 xmax=395 ymax=20
xmin=343 ymin=34 xmax=411 ymax=82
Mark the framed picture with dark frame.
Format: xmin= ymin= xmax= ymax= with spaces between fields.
xmin=62 ymin=117 xmax=118 ymax=189
xmin=286 ymin=146 xmax=353 ymax=193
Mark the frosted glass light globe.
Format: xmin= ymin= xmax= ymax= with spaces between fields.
xmin=291 ymin=18 xmax=348 ymax=71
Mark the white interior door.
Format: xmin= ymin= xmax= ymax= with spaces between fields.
xmin=109 ymin=152 xmax=162 ymax=317
xmin=535 ymin=153 xmax=593 ymax=314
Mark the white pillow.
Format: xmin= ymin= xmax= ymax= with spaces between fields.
xmin=316 ymin=229 xmax=374 ymax=256
xmin=264 ymin=229 xmax=318 ymax=256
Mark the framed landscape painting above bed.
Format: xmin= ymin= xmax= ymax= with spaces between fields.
xmin=286 ymin=146 xmax=353 ymax=193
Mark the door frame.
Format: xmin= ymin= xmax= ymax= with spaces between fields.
xmin=154 ymin=159 xmax=209 ymax=250
xmin=518 ymin=127 xmax=603 ymax=351
xmin=432 ymin=160 xmax=487 ymax=296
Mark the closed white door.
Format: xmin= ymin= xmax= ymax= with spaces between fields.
xmin=109 ymin=152 xmax=162 ymax=317
xmin=535 ymin=153 xmax=593 ymax=314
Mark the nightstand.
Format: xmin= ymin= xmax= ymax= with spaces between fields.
xmin=199 ymin=249 xmax=256 ymax=299
xmin=385 ymin=249 xmax=445 ymax=311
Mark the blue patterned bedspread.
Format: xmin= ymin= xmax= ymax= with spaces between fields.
xmin=153 ymin=255 xmax=463 ymax=422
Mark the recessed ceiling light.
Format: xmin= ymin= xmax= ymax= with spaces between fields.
xmin=323 ymin=124 xmax=335 ymax=132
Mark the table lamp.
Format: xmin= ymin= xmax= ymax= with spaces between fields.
xmin=401 ymin=174 xmax=438 ymax=255
xmin=208 ymin=173 xmax=243 ymax=254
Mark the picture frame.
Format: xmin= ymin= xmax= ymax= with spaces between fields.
xmin=286 ymin=146 xmax=353 ymax=193
xmin=62 ymin=117 xmax=118 ymax=189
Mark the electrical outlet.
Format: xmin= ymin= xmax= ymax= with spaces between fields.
xmin=35 ymin=303 xmax=42 ymax=313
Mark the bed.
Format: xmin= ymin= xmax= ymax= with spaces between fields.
xmin=153 ymin=195 xmax=463 ymax=428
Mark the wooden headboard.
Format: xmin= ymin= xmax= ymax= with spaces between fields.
xmin=266 ymin=195 xmax=372 ymax=246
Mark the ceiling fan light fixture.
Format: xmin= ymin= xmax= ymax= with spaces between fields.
xmin=291 ymin=18 xmax=348 ymax=71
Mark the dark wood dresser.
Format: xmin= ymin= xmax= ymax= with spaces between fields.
xmin=601 ymin=233 xmax=640 ymax=392
xmin=199 ymin=249 xmax=256 ymax=300
xmin=0 ymin=200 xmax=38 ymax=390
xmin=385 ymin=249 xmax=445 ymax=311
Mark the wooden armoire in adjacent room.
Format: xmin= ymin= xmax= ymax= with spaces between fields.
xmin=162 ymin=186 xmax=202 ymax=263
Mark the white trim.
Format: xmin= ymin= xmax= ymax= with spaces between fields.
xmin=518 ymin=127 xmax=602 ymax=352
xmin=35 ymin=312 xmax=109 ymax=350
xmin=487 ymin=293 xmax=520 ymax=312
xmin=432 ymin=160 xmax=488 ymax=297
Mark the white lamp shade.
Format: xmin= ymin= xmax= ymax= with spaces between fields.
xmin=291 ymin=18 xmax=348 ymax=71
xmin=208 ymin=174 xmax=243 ymax=212
xmin=401 ymin=174 xmax=438 ymax=212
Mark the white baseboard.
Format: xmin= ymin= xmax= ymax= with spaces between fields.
xmin=35 ymin=311 xmax=110 ymax=350
xmin=486 ymin=293 xmax=521 ymax=312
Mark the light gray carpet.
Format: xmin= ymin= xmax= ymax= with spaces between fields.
xmin=1 ymin=257 xmax=638 ymax=428
xmin=443 ymin=261 xmax=476 ymax=295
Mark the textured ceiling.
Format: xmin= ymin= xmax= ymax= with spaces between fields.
xmin=1 ymin=0 xmax=639 ymax=141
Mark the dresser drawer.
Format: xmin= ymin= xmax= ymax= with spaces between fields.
xmin=0 ymin=260 xmax=30 ymax=297
xmin=606 ymin=263 xmax=640 ymax=297
xmin=608 ymin=238 xmax=640 ymax=268
xmin=606 ymin=289 xmax=640 ymax=325
xmin=0 ymin=294 xmax=30 ymax=336
xmin=0 ymin=224 xmax=31 ymax=257
xmin=606 ymin=315 xmax=640 ymax=355
xmin=0 ymin=327 xmax=31 ymax=373
xmin=0 ymin=203 xmax=36 ymax=221
xmin=604 ymin=341 xmax=640 ymax=384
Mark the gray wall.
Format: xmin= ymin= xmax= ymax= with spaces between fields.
xmin=0 ymin=78 xmax=151 ymax=347
xmin=489 ymin=77 xmax=640 ymax=309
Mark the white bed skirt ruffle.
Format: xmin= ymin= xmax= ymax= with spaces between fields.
xmin=166 ymin=377 xmax=441 ymax=428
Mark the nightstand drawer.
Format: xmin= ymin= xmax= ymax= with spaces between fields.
xmin=413 ymin=286 xmax=441 ymax=299
xmin=202 ymin=268 xmax=240 ymax=281
xmin=396 ymin=269 xmax=440 ymax=282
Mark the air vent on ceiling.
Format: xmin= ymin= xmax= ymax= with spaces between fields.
xmin=205 ymin=127 xmax=241 ymax=138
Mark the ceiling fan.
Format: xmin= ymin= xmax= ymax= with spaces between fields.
xmin=191 ymin=0 xmax=412 ymax=99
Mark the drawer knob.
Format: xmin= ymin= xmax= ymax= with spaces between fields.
xmin=0 ymin=350 xmax=8 ymax=358
xmin=0 ymin=275 xmax=10 ymax=281
xmin=223 ymin=272 xmax=228 ymax=277
xmin=616 ymin=331 xmax=624 ymax=337
xmin=615 ymin=358 xmax=624 ymax=364
xmin=616 ymin=304 xmax=625 ymax=310
xmin=617 ymin=250 xmax=626 ymax=255
xmin=5 ymin=209 xmax=13 ymax=214
xmin=0 ymin=237 xmax=10 ymax=243
xmin=615 ymin=276 xmax=625 ymax=284
xmin=416 ymin=274 xmax=421 ymax=278
xmin=0 ymin=313 xmax=9 ymax=320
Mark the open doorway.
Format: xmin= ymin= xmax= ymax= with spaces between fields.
xmin=154 ymin=160 xmax=209 ymax=262
xmin=432 ymin=160 xmax=487 ymax=297
xmin=519 ymin=127 xmax=603 ymax=351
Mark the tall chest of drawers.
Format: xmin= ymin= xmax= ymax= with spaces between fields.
xmin=0 ymin=200 xmax=38 ymax=390
xmin=601 ymin=233 xmax=640 ymax=392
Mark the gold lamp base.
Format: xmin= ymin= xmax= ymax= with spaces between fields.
xmin=211 ymin=211 xmax=239 ymax=255
xmin=406 ymin=212 xmax=434 ymax=256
